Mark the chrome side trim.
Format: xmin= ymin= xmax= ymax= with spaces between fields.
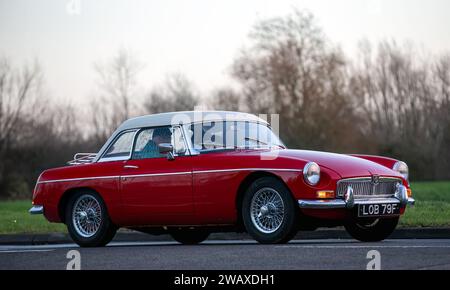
xmin=123 ymin=171 xmax=192 ymax=178
xmin=38 ymin=168 xmax=302 ymax=184
xmin=193 ymin=168 xmax=302 ymax=174
xmin=29 ymin=205 xmax=44 ymax=215
xmin=38 ymin=175 xmax=120 ymax=184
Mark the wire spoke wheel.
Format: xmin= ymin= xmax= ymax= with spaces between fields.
xmin=72 ymin=194 xmax=102 ymax=238
xmin=250 ymin=187 xmax=285 ymax=234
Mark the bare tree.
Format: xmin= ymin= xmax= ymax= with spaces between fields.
xmin=0 ymin=58 xmax=96 ymax=198
xmin=349 ymin=41 xmax=450 ymax=179
xmin=232 ymin=10 xmax=362 ymax=151
xmin=208 ymin=87 xmax=241 ymax=111
xmin=143 ymin=74 xmax=199 ymax=114
xmin=431 ymin=54 xmax=450 ymax=179
xmin=0 ymin=58 xmax=43 ymax=191
xmin=91 ymin=49 xmax=142 ymax=143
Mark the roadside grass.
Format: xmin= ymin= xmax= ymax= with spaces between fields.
xmin=0 ymin=181 xmax=449 ymax=234
xmin=399 ymin=181 xmax=450 ymax=227
xmin=0 ymin=200 xmax=66 ymax=234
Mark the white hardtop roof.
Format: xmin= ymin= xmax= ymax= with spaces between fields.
xmin=94 ymin=111 xmax=268 ymax=161
xmin=116 ymin=111 xmax=268 ymax=131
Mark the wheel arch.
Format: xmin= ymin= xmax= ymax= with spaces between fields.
xmin=58 ymin=187 xmax=103 ymax=224
xmin=235 ymin=171 xmax=294 ymax=229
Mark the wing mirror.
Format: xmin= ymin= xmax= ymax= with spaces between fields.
xmin=158 ymin=143 xmax=175 ymax=161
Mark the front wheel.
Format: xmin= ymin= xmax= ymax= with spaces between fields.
xmin=170 ymin=228 xmax=210 ymax=245
xmin=344 ymin=217 xmax=399 ymax=242
xmin=65 ymin=190 xmax=117 ymax=247
xmin=242 ymin=177 xmax=299 ymax=244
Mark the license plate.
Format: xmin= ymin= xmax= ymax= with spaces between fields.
xmin=358 ymin=203 xmax=400 ymax=217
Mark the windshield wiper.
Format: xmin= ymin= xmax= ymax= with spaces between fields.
xmin=244 ymin=137 xmax=268 ymax=146
xmin=244 ymin=137 xmax=285 ymax=149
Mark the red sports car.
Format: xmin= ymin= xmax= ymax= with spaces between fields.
xmin=30 ymin=111 xmax=414 ymax=247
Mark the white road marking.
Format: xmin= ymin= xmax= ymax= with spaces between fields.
xmin=277 ymin=245 xmax=450 ymax=249
xmin=0 ymin=244 xmax=77 ymax=252
xmin=0 ymin=239 xmax=449 ymax=252
xmin=0 ymin=249 xmax=54 ymax=253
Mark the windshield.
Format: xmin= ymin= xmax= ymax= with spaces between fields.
xmin=188 ymin=121 xmax=285 ymax=153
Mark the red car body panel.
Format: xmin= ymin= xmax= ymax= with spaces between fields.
xmin=33 ymin=146 xmax=409 ymax=227
xmin=190 ymin=150 xmax=306 ymax=224
xmin=349 ymin=154 xmax=399 ymax=171
xmin=34 ymin=161 xmax=123 ymax=224
xmin=120 ymin=156 xmax=194 ymax=225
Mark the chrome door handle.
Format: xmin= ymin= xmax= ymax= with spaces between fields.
xmin=124 ymin=165 xmax=139 ymax=169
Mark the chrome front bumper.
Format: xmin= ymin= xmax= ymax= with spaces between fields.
xmin=29 ymin=205 xmax=44 ymax=215
xmin=298 ymin=185 xmax=415 ymax=209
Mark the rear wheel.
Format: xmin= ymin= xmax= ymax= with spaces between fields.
xmin=242 ymin=177 xmax=299 ymax=244
xmin=344 ymin=217 xmax=399 ymax=242
xmin=170 ymin=228 xmax=210 ymax=245
xmin=65 ymin=190 xmax=117 ymax=247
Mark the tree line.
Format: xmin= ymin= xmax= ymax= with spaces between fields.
xmin=1 ymin=10 xmax=449 ymax=199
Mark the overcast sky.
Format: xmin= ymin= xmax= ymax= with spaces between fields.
xmin=1 ymin=0 xmax=450 ymax=104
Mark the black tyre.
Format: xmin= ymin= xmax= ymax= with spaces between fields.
xmin=170 ymin=228 xmax=210 ymax=245
xmin=242 ymin=177 xmax=299 ymax=244
xmin=344 ymin=217 xmax=399 ymax=242
xmin=65 ymin=190 xmax=117 ymax=247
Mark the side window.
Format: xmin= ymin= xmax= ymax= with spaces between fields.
xmin=102 ymin=131 xmax=136 ymax=160
xmin=188 ymin=121 xmax=274 ymax=153
xmin=190 ymin=122 xmax=219 ymax=150
xmin=132 ymin=126 xmax=187 ymax=160
xmin=133 ymin=127 xmax=170 ymax=160
xmin=190 ymin=121 xmax=229 ymax=151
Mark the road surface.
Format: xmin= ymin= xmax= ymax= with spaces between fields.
xmin=1 ymin=239 xmax=449 ymax=270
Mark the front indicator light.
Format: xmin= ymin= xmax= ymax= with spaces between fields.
xmin=407 ymin=188 xmax=412 ymax=198
xmin=316 ymin=191 xmax=335 ymax=199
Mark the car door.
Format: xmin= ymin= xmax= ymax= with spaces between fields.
xmin=188 ymin=121 xmax=249 ymax=224
xmin=119 ymin=125 xmax=195 ymax=225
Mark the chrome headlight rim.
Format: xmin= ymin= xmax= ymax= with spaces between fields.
xmin=393 ymin=161 xmax=409 ymax=181
xmin=303 ymin=162 xmax=321 ymax=186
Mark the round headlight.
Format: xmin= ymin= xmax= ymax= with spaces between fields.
xmin=303 ymin=162 xmax=320 ymax=186
xmin=393 ymin=161 xmax=409 ymax=181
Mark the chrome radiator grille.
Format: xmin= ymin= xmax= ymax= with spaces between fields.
xmin=336 ymin=177 xmax=401 ymax=199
